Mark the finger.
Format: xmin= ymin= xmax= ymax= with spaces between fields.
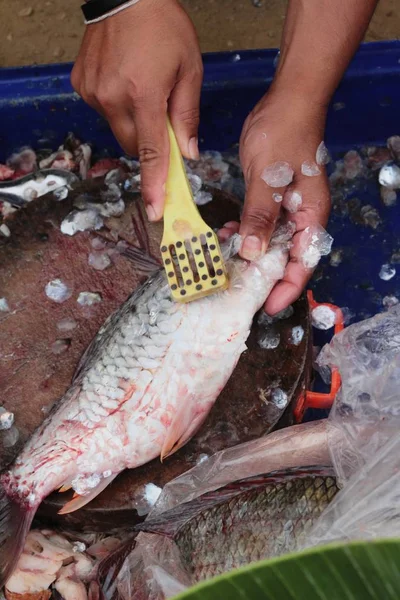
xmin=131 ymin=96 xmax=169 ymax=221
xmin=264 ymin=259 xmax=312 ymax=315
xmin=239 ymin=168 xmax=282 ymax=261
xmin=217 ymin=221 xmax=240 ymax=241
xmin=169 ymin=67 xmax=203 ymax=161
xmin=107 ymin=113 xmax=138 ymax=157
xmin=266 ymin=173 xmax=331 ymax=315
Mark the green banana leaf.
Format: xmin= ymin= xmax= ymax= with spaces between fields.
xmin=173 ymin=539 xmax=400 ymax=600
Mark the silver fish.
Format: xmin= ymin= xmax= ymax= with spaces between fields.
xmin=0 ymin=232 xmax=289 ymax=586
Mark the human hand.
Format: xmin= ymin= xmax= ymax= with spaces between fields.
xmin=71 ymin=0 xmax=203 ymax=221
xmin=220 ymin=91 xmax=331 ymax=315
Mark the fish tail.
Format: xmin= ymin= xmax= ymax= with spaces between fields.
xmin=0 ymin=482 xmax=36 ymax=587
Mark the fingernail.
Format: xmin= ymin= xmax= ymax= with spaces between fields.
xmin=146 ymin=204 xmax=157 ymax=222
xmin=241 ymin=235 xmax=262 ymax=261
xmin=188 ymin=137 xmax=199 ymax=160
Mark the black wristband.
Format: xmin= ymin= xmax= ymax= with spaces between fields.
xmin=81 ymin=0 xmax=133 ymax=21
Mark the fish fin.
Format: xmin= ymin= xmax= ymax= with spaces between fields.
xmin=58 ymin=474 xmax=117 ymax=515
xmin=0 ymin=481 xmax=37 ymax=587
xmin=161 ymin=410 xmax=208 ymax=461
xmin=137 ymin=465 xmax=336 ymax=539
xmin=58 ymin=484 xmax=72 ymax=493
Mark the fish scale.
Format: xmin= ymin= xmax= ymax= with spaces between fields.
xmin=174 ymin=473 xmax=339 ymax=582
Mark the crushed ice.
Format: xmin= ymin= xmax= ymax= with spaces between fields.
xmin=272 ymin=192 xmax=283 ymax=203
xmin=379 ymin=264 xmax=396 ymax=281
xmin=299 ymin=225 xmax=333 ymax=269
xmin=51 ymin=339 xmax=71 ymax=355
xmin=283 ymin=189 xmax=302 ymax=213
xmin=0 ymin=224 xmax=11 ymax=237
xmin=258 ymin=330 xmax=280 ymax=350
xmin=0 ymin=298 xmax=10 ymax=312
xmin=301 ymin=161 xmax=321 ymax=177
xmin=379 ymin=163 xmax=400 ymax=190
xmin=77 ymin=292 xmax=102 ymax=306
xmin=312 ymin=305 xmax=336 ymax=330
xmin=381 ymin=187 xmax=397 ymax=207
xmin=261 ymin=162 xmax=294 ymax=187
xmin=383 ymin=295 xmax=399 ymax=309
xmin=290 ymin=326 xmax=304 ymax=346
xmin=45 ymin=279 xmax=72 ymax=303
xmin=57 ymin=317 xmax=77 ymax=332
xmin=316 ymin=141 xmax=330 ymax=166
xmin=88 ymin=251 xmax=112 ymax=271
xmin=271 ymin=388 xmax=288 ymax=409
xmin=0 ymin=408 xmax=14 ymax=430
xmin=61 ymin=209 xmax=103 ymax=236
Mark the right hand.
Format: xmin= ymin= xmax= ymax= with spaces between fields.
xmin=71 ymin=0 xmax=203 ymax=221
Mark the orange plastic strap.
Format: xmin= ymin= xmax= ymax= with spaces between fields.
xmin=293 ymin=290 xmax=344 ymax=423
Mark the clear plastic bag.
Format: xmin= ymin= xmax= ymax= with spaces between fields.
xmin=114 ymin=420 xmax=334 ymax=600
xmin=317 ymin=304 xmax=400 ymax=484
xmin=115 ymin=306 xmax=400 ymax=599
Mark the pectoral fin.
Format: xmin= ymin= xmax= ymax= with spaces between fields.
xmin=58 ymin=473 xmax=117 ymax=515
xmin=160 ymin=408 xmax=207 ymax=461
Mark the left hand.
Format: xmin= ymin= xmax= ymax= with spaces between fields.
xmin=219 ymin=90 xmax=331 ymax=315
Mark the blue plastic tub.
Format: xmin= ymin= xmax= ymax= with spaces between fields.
xmin=0 ymin=41 xmax=400 ymax=326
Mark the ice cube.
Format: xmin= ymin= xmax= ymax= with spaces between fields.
xmin=261 ymin=161 xmax=294 ymax=187
xmin=88 ymin=251 xmax=112 ymax=271
xmin=0 ymin=224 xmax=11 ymax=237
xmin=0 ymin=298 xmax=10 ymax=312
xmin=45 ymin=279 xmax=72 ymax=303
xmin=51 ymin=339 xmax=71 ymax=354
xmin=299 ymin=225 xmax=333 ymax=269
xmin=360 ymin=205 xmax=381 ymax=229
xmin=387 ymin=135 xmax=400 ymax=161
xmin=283 ymin=189 xmax=302 ymax=213
xmin=316 ymin=141 xmax=330 ymax=166
xmin=383 ymin=295 xmax=399 ymax=309
xmin=77 ymin=292 xmax=102 ymax=306
xmin=57 ymin=317 xmax=77 ymax=332
xmin=7 ymin=148 xmax=37 ymax=174
xmin=258 ymin=330 xmax=280 ymax=350
xmin=61 ymin=209 xmax=103 ymax=236
xmin=343 ymin=150 xmax=364 ymax=179
xmin=271 ymin=387 xmax=288 ymax=409
xmin=312 ymin=305 xmax=336 ymax=330
xmin=0 ymin=408 xmax=14 ymax=430
xmin=329 ymin=249 xmax=343 ymax=267
xmin=72 ymin=542 xmax=86 ymax=553
xmin=290 ymin=326 xmax=304 ymax=346
xmin=381 ymin=187 xmax=397 ymax=207
xmin=187 ymin=173 xmax=203 ymax=196
xmin=232 ymin=54 xmax=241 ymax=62
xmin=272 ymin=192 xmax=283 ymax=203
xmin=301 ymin=161 xmax=321 ymax=177
xmin=2 ymin=426 xmax=19 ymax=448
xmin=379 ymin=264 xmax=396 ymax=281
xmin=194 ymin=190 xmax=213 ymax=206
xmin=379 ymin=163 xmax=400 ymax=190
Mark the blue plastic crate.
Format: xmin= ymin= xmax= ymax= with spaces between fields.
xmin=1 ymin=41 xmax=400 ymax=339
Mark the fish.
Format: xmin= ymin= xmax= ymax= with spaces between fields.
xmin=0 ymin=209 xmax=290 ymax=585
xmin=0 ymin=175 xmax=312 ymax=536
xmin=136 ymin=465 xmax=339 ymax=584
xmin=94 ymin=419 xmax=337 ymax=600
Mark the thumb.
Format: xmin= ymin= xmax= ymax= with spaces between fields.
xmin=239 ymin=170 xmax=282 ymax=260
xmin=133 ymin=96 xmax=169 ymax=222
xmin=169 ymin=69 xmax=203 ymax=161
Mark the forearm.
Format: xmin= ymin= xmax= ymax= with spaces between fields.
xmin=272 ymin=0 xmax=379 ymax=110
